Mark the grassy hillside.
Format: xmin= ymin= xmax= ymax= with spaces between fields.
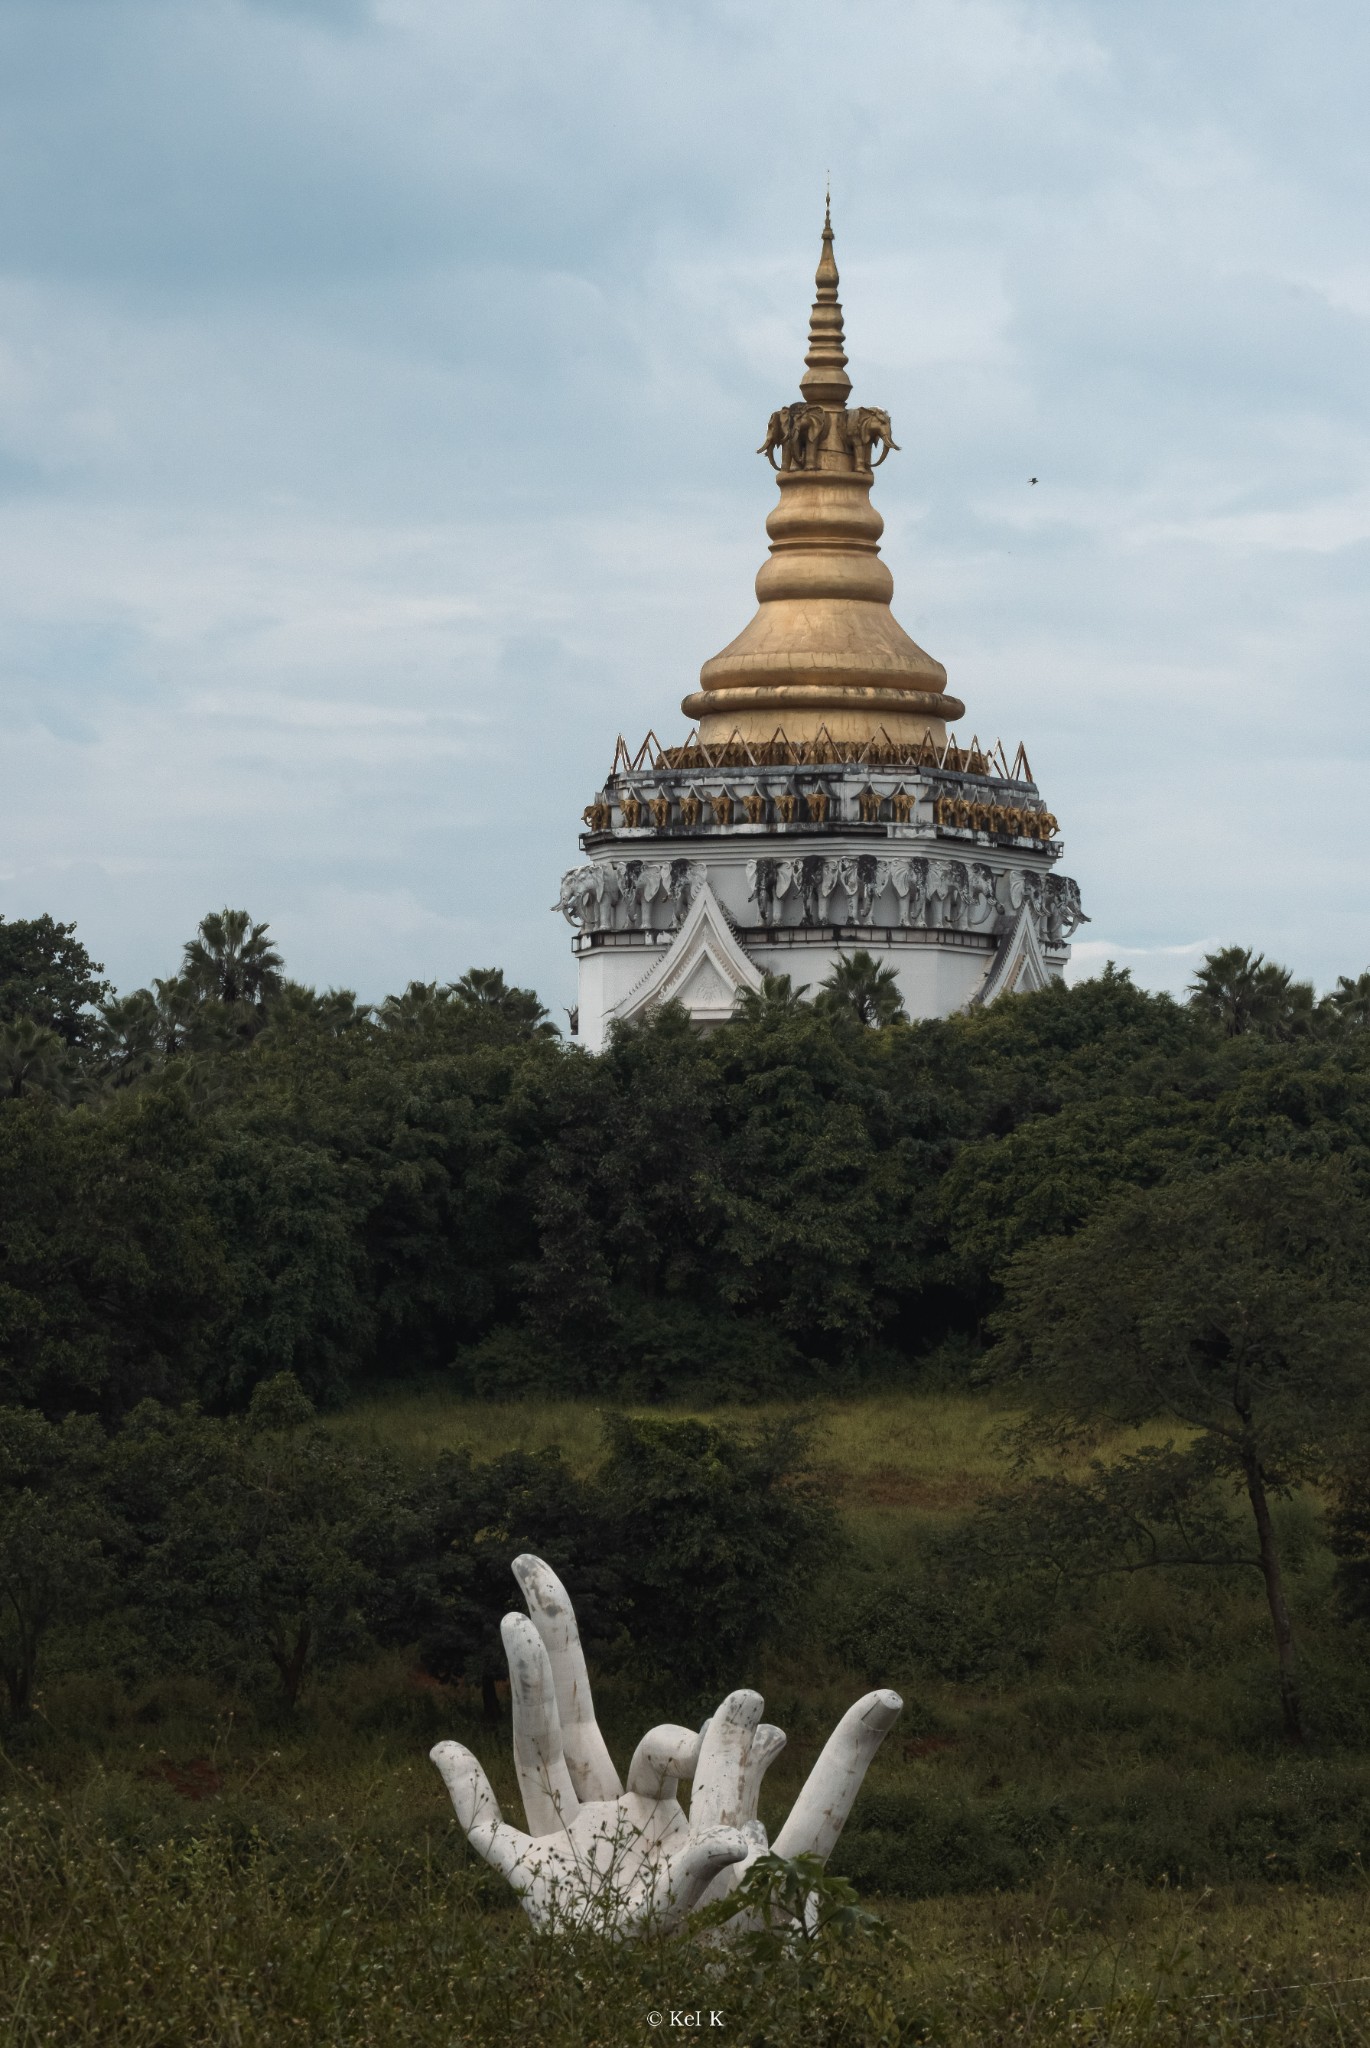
xmin=323 ymin=1390 xmax=1370 ymax=1887
xmin=4 ymin=1385 xmax=1368 ymax=2044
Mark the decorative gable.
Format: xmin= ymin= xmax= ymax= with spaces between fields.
xmin=609 ymin=881 xmax=764 ymax=1030
xmin=972 ymin=903 xmax=1055 ymax=1007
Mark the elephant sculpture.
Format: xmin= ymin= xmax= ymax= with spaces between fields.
xmin=666 ymin=858 xmax=698 ymax=928
xmin=887 ymin=857 xmax=928 ymax=929
xmin=757 ymin=406 xmax=796 ymax=470
xmin=847 ymin=406 xmax=899 ymax=470
xmin=746 ymin=857 xmax=779 ymax=928
xmin=614 ymin=859 xmax=646 ymax=929
xmin=926 ymin=859 xmax=968 ymax=930
xmin=818 ymin=857 xmax=845 ymax=922
xmin=1043 ymin=874 xmax=1089 ymax=946
xmin=839 ymin=853 xmax=882 ymax=925
xmin=798 ymin=854 xmax=825 ymax=926
xmin=790 ymin=405 xmax=829 ymax=470
xmin=552 ymin=868 xmax=588 ymax=929
xmin=965 ymin=862 xmax=998 ymax=929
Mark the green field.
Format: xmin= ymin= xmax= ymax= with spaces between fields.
xmin=6 ymin=1386 xmax=1368 ymax=2044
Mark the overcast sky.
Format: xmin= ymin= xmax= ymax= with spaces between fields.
xmin=1 ymin=0 xmax=1367 ymax=1015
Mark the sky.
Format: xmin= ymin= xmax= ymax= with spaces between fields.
xmin=1 ymin=0 xmax=1367 ymax=1017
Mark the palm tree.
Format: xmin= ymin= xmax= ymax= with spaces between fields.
xmin=732 ymin=972 xmax=811 ymax=1023
xmin=451 ymin=968 xmax=558 ymax=1038
xmin=0 ymin=1016 xmax=77 ymax=1100
xmin=1187 ymin=946 xmax=1315 ymax=1040
xmin=181 ymin=909 xmax=284 ymax=1011
xmin=1330 ymin=971 xmax=1370 ymax=1029
xmin=817 ymin=950 xmax=907 ymax=1028
xmin=379 ymin=972 xmax=558 ymax=1042
xmin=377 ymin=980 xmax=447 ymax=1033
xmin=263 ymin=982 xmax=369 ymax=1035
xmin=94 ymin=989 xmax=163 ymax=1086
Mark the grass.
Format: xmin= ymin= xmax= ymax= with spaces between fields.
xmin=6 ymin=1384 xmax=1367 ymax=2040
xmin=327 ymin=1385 xmax=1188 ymax=1516
xmin=1 ymin=1779 xmax=1368 ymax=2045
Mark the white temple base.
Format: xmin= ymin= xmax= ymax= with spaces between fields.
xmin=558 ymin=750 xmax=1083 ymax=1051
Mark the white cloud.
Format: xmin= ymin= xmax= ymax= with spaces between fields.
xmin=0 ymin=0 xmax=1368 ymax=1006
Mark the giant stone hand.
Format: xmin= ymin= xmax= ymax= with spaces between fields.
xmin=430 ymin=1555 xmax=901 ymax=1936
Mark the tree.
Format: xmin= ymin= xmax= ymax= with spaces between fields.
xmin=996 ymin=1158 xmax=1370 ymax=1741
xmin=378 ymin=970 xmax=558 ymax=1046
xmin=0 ymin=1407 xmax=114 ymax=1715
xmin=374 ymin=1444 xmax=612 ymax=1719
xmin=733 ymin=973 xmax=811 ymax=1023
xmin=1329 ymin=1451 xmax=1370 ymax=1628
xmin=1188 ymin=946 xmax=1317 ymax=1040
xmin=0 ymin=1090 xmax=231 ymax=1416
xmin=181 ymin=909 xmax=284 ymax=1022
xmin=451 ymin=967 xmax=559 ymax=1040
xmin=817 ymin=951 xmax=906 ymax=1028
xmin=0 ymin=1017 xmax=78 ymax=1101
xmin=0 ymin=913 xmax=111 ymax=1048
xmin=597 ymin=1414 xmax=833 ymax=1694
xmin=261 ymin=982 xmax=370 ymax=1036
xmin=1328 ymin=971 xmax=1370 ymax=1031
xmin=92 ymin=989 xmax=162 ymax=1087
xmin=92 ymin=987 xmax=209 ymax=1086
xmin=119 ymin=1377 xmax=389 ymax=1709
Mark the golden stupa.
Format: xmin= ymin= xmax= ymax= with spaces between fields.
xmin=681 ymin=204 xmax=965 ymax=747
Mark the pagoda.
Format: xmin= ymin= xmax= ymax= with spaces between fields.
xmin=556 ymin=205 xmax=1087 ymax=1050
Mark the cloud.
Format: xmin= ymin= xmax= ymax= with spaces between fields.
xmin=0 ymin=0 xmax=1368 ymax=1007
xmin=1067 ymin=938 xmax=1215 ymax=999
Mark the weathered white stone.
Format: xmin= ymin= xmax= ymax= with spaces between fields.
xmin=430 ymin=1554 xmax=901 ymax=1937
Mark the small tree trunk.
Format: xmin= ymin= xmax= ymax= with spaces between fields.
xmin=1242 ymin=1452 xmax=1303 ymax=1744
xmin=1 ymin=1608 xmax=40 ymax=1716
xmin=482 ymin=1674 xmax=501 ymax=1723
xmin=1 ymin=1652 xmax=32 ymax=1717
xmin=268 ymin=1620 xmax=312 ymax=1711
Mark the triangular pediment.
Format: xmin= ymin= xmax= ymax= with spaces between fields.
xmin=972 ymin=903 xmax=1055 ymax=1008
xmin=610 ymin=882 xmax=764 ymax=1030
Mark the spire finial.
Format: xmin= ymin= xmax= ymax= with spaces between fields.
xmin=800 ymin=195 xmax=850 ymax=408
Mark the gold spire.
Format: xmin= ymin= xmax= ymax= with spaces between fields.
xmin=799 ymin=196 xmax=851 ymax=409
xmin=682 ymin=203 xmax=965 ymax=747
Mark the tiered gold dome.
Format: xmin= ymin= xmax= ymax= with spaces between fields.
xmin=681 ymin=204 xmax=964 ymax=747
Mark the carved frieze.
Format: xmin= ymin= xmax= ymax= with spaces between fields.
xmin=555 ymin=859 xmax=701 ymax=932
xmin=558 ymin=854 xmax=1086 ymax=949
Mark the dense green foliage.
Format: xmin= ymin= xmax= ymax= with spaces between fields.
xmin=5 ymin=903 xmax=1370 ymax=2036
xmin=0 ymin=1379 xmax=830 ymax=1717
xmin=9 ymin=906 xmax=1370 ymax=1420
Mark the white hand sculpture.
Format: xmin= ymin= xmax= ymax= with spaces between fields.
xmin=430 ymin=1554 xmax=901 ymax=1936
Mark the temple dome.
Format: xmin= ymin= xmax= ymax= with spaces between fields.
xmin=681 ymin=203 xmax=965 ymax=746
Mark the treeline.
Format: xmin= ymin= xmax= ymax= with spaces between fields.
xmin=3 ymin=909 xmax=1370 ymax=1415
xmin=0 ymin=1379 xmax=827 ymax=1721
xmin=0 ymin=909 xmax=1362 ymax=1409
xmin=4 ymin=908 xmax=1370 ymax=1744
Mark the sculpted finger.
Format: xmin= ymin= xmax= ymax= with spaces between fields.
xmin=430 ymin=1740 xmax=502 ymax=1835
xmin=627 ymin=1724 xmax=702 ymax=1800
xmin=691 ymin=1689 xmax=763 ymax=1832
xmin=772 ymin=1688 xmax=901 ymax=1864
xmin=512 ymin=1553 xmax=623 ymax=1802
xmin=429 ymin=1740 xmax=535 ymax=1882
xmin=739 ymin=1722 xmax=787 ymax=1825
xmin=502 ymin=1612 xmax=580 ymax=1836
xmin=654 ymin=1825 xmax=750 ymax=1923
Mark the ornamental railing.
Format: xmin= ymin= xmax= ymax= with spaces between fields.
xmin=609 ymin=726 xmax=1034 ymax=782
